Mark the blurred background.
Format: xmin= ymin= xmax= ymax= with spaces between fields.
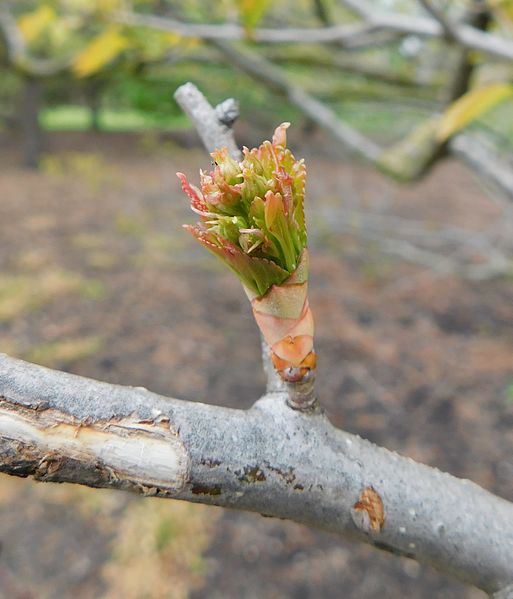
xmin=1 ymin=0 xmax=513 ymax=597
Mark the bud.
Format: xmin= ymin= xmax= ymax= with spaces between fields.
xmin=179 ymin=123 xmax=315 ymax=381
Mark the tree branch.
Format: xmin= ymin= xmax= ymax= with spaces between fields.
xmin=204 ymin=42 xmax=513 ymax=201
xmin=174 ymin=82 xmax=241 ymax=160
xmin=212 ymin=40 xmax=382 ymax=163
xmin=117 ymin=11 xmax=385 ymax=47
xmin=1 ymin=353 xmax=513 ymax=595
xmin=116 ymin=5 xmax=513 ymax=61
xmin=450 ymin=133 xmax=513 ymax=201
xmin=417 ymin=0 xmax=459 ymax=41
xmin=341 ymin=0 xmax=513 ymax=61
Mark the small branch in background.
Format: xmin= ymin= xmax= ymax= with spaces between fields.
xmin=117 ymin=6 xmax=513 ymax=197
xmin=450 ymin=133 xmax=513 ymax=203
xmin=212 ymin=40 xmax=382 ymax=163
xmin=182 ymin=40 xmax=513 ymax=200
xmin=442 ymin=1 xmax=491 ymax=104
xmin=340 ymin=0 xmax=513 ymax=61
xmin=118 ymin=7 xmax=513 ymax=60
xmin=417 ymin=0 xmax=459 ymax=40
xmin=117 ymin=11 xmax=380 ymax=46
xmin=314 ymin=207 xmax=512 ymax=281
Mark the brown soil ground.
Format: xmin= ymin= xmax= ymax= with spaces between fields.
xmin=0 ymin=127 xmax=512 ymax=599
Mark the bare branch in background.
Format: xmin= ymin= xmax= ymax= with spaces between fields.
xmin=451 ymin=133 xmax=513 ymax=202
xmin=340 ymin=0 xmax=513 ymax=61
xmin=117 ymin=4 xmax=513 ymax=60
xmin=209 ymin=40 xmax=513 ymax=200
xmin=212 ymin=40 xmax=382 ymax=163
xmin=315 ymin=207 xmax=512 ymax=281
xmin=114 ymin=4 xmax=513 ymax=198
xmin=417 ymin=0 xmax=459 ymax=40
xmin=117 ymin=11 xmax=381 ymax=46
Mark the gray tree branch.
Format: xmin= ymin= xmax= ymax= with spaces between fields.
xmin=117 ymin=11 xmax=387 ymax=48
xmin=114 ymin=7 xmax=513 ymax=198
xmin=417 ymin=0 xmax=458 ymax=40
xmin=1 ymin=353 xmax=513 ymax=595
xmin=116 ymin=4 xmax=513 ymax=61
xmin=341 ymin=0 xmax=513 ymax=61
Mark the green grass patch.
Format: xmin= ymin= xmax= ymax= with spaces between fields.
xmin=0 ymin=270 xmax=106 ymax=323
xmin=25 ymin=335 xmax=103 ymax=368
xmin=40 ymin=105 xmax=189 ymax=133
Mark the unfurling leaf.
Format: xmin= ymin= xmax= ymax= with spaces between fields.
xmin=179 ymin=123 xmax=315 ymax=380
xmin=73 ymin=26 xmax=129 ymax=77
xmin=178 ymin=122 xmax=306 ymax=295
xmin=437 ymin=83 xmax=513 ymax=141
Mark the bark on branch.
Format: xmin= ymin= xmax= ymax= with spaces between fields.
xmin=1 ymin=354 xmax=513 ymax=595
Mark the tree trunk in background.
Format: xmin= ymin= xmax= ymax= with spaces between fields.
xmin=84 ymin=80 xmax=103 ymax=132
xmin=445 ymin=4 xmax=491 ymax=103
xmin=19 ymin=76 xmax=43 ymax=169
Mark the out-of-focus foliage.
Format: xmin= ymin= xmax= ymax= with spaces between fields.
xmin=18 ymin=4 xmax=56 ymax=42
xmin=73 ymin=26 xmax=129 ymax=77
xmin=235 ymin=0 xmax=270 ymax=31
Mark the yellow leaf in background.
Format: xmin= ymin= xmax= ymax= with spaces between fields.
xmin=490 ymin=0 xmax=513 ymax=23
xmin=164 ymin=32 xmax=200 ymax=50
xmin=235 ymin=0 xmax=270 ymax=32
xmin=437 ymin=83 xmax=513 ymax=141
xmin=18 ymin=5 xmax=56 ymax=42
xmin=73 ymin=26 xmax=129 ymax=78
xmin=164 ymin=32 xmax=183 ymax=45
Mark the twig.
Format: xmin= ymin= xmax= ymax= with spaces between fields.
xmin=450 ymin=133 xmax=513 ymax=202
xmin=212 ymin=41 xmax=513 ymax=200
xmin=174 ymin=83 xmax=241 ymax=160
